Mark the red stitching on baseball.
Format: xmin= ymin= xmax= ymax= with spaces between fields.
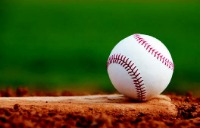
xmin=107 ymin=54 xmax=146 ymax=101
xmin=133 ymin=34 xmax=174 ymax=70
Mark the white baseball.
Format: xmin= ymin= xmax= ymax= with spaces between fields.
xmin=107 ymin=34 xmax=174 ymax=101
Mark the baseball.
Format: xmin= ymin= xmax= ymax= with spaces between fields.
xmin=107 ymin=34 xmax=174 ymax=101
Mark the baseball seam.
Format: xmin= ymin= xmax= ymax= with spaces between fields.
xmin=133 ymin=34 xmax=174 ymax=70
xmin=107 ymin=54 xmax=146 ymax=101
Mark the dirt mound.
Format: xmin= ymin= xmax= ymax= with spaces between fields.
xmin=0 ymin=88 xmax=200 ymax=128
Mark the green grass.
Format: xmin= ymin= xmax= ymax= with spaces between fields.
xmin=0 ymin=0 xmax=200 ymax=93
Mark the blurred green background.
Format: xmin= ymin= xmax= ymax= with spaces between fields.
xmin=0 ymin=0 xmax=200 ymax=95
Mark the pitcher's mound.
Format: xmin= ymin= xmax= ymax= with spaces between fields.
xmin=0 ymin=94 xmax=199 ymax=128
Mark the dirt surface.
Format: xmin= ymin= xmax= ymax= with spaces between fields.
xmin=0 ymin=88 xmax=200 ymax=128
